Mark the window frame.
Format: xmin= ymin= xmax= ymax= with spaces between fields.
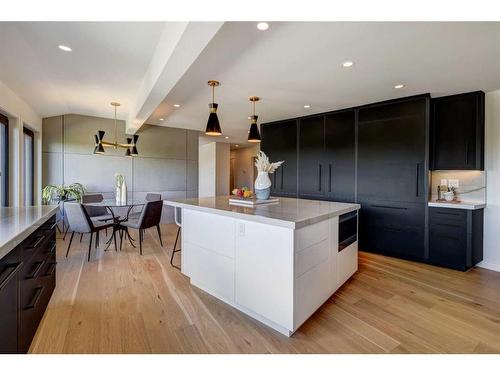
xmin=23 ymin=126 xmax=35 ymax=206
xmin=0 ymin=113 xmax=8 ymax=206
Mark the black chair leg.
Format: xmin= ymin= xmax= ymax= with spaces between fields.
xmin=66 ymin=231 xmax=75 ymax=258
xmin=156 ymin=224 xmax=163 ymax=246
xmin=95 ymin=231 xmax=99 ymax=248
xmin=105 ymin=227 xmax=108 ymax=236
xmin=113 ymin=230 xmax=118 ymax=252
xmin=119 ymin=230 xmax=124 ymax=251
xmin=170 ymin=226 xmax=181 ymax=268
xmin=139 ymin=230 xmax=143 ymax=256
xmin=80 ymin=233 xmax=83 ymax=242
xmin=88 ymin=232 xmax=93 ymax=262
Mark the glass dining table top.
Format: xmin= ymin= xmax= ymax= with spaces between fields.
xmin=83 ymin=199 xmax=149 ymax=207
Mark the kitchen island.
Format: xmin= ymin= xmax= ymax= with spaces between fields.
xmin=164 ymin=196 xmax=360 ymax=336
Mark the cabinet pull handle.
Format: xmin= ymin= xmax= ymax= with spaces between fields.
xmin=0 ymin=262 xmax=23 ymax=291
xmin=44 ymin=262 xmax=57 ymax=277
xmin=25 ymin=287 xmax=44 ymax=310
xmin=318 ymin=164 xmax=322 ymax=191
xmin=372 ymin=205 xmax=408 ymax=210
xmin=26 ymin=235 xmax=45 ymax=250
xmin=280 ymin=165 xmax=284 ymax=189
xmin=26 ymin=260 xmax=45 ymax=280
xmin=465 ymin=141 xmax=469 ymax=165
xmin=328 ymin=164 xmax=332 ymax=192
xmin=415 ymin=163 xmax=420 ymax=197
xmin=436 ymin=211 xmax=460 ymax=217
xmin=45 ymin=243 xmax=56 ymax=254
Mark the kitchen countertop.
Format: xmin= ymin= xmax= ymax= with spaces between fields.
xmin=0 ymin=205 xmax=59 ymax=260
xmin=428 ymin=200 xmax=486 ymax=210
xmin=164 ymin=196 xmax=360 ymax=229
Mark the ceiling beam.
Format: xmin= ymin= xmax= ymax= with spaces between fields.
xmin=126 ymin=21 xmax=224 ymax=134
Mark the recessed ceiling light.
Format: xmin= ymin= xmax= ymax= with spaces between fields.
xmin=394 ymin=84 xmax=405 ymax=89
xmin=304 ymin=104 xmax=311 ymax=109
xmin=247 ymin=116 xmax=252 ymax=120
xmin=342 ymin=61 xmax=354 ymax=68
xmin=257 ymin=22 xmax=269 ymax=31
xmin=58 ymin=45 xmax=72 ymax=52
xmin=173 ymin=104 xmax=180 ymax=108
xmin=225 ymin=136 xmax=229 ymax=139
xmin=159 ymin=118 xmax=164 ymax=121
xmin=235 ymin=144 xmax=239 ymax=147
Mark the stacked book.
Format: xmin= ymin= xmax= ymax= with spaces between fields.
xmin=228 ymin=196 xmax=280 ymax=207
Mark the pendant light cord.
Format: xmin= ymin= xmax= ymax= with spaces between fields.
xmin=114 ymin=104 xmax=117 ymax=147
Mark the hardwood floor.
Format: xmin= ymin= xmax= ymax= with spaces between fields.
xmin=30 ymin=223 xmax=500 ymax=354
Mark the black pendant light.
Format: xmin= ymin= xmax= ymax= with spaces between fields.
xmin=247 ymin=96 xmax=261 ymax=143
xmin=205 ymin=80 xmax=222 ymax=136
xmin=93 ymin=102 xmax=139 ymax=156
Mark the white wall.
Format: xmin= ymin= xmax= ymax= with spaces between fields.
xmin=198 ymin=141 xmax=230 ymax=197
xmin=0 ymin=79 xmax=42 ymax=206
xmin=198 ymin=142 xmax=216 ymax=197
xmin=482 ymin=90 xmax=500 ymax=272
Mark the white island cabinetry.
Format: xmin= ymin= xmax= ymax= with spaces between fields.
xmin=166 ymin=197 xmax=359 ymax=336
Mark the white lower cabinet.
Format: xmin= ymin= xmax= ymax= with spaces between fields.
xmin=234 ymin=220 xmax=294 ymax=331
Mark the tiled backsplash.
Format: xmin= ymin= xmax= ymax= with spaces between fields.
xmin=430 ymin=170 xmax=486 ymax=203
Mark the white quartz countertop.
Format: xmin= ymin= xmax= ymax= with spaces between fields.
xmin=0 ymin=205 xmax=59 ymax=260
xmin=164 ymin=196 xmax=360 ymax=229
xmin=428 ymin=200 xmax=486 ymax=210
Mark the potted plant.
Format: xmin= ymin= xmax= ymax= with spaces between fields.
xmin=42 ymin=183 xmax=87 ymax=204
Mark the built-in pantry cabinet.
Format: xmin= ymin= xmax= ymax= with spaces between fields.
xmin=260 ymin=91 xmax=485 ymax=270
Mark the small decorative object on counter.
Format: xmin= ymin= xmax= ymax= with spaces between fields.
xmin=115 ymin=173 xmax=127 ymax=203
xmin=443 ymin=191 xmax=454 ymax=201
xmin=254 ymin=151 xmax=284 ymax=200
xmin=232 ymin=187 xmax=253 ymax=198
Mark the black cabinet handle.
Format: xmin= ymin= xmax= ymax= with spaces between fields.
xmin=280 ymin=165 xmax=284 ymax=189
xmin=0 ymin=262 xmax=23 ymax=291
xmin=328 ymin=164 xmax=332 ymax=192
xmin=45 ymin=242 xmax=56 ymax=254
xmin=372 ymin=205 xmax=408 ymax=210
xmin=25 ymin=260 xmax=45 ymax=280
xmin=415 ymin=163 xmax=420 ymax=197
xmin=436 ymin=211 xmax=460 ymax=217
xmin=44 ymin=262 xmax=57 ymax=277
xmin=465 ymin=141 xmax=469 ymax=165
xmin=25 ymin=235 xmax=45 ymax=250
xmin=318 ymin=164 xmax=322 ymax=192
xmin=25 ymin=287 xmax=44 ymax=310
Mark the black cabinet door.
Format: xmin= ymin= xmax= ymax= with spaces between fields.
xmin=0 ymin=249 xmax=21 ymax=354
xmin=324 ymin=110 xmax=356 ymax=202
xmin=357 ymin=98 xmax=428 ymax=203
xmin=431 ymin=91 xmax=484 ymax=170
xmin=260 ymin=120 xmax=297 ymax=196
xmin=298 ymin=115 xmax=325 ymax=198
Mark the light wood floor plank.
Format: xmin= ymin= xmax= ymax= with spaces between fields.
xmin=29 ymin=224 xmax=500 ymax=354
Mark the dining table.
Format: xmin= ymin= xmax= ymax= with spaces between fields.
xmin=83 ymin=198 xmax=147 ymax=251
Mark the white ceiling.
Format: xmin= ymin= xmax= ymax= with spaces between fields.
xmin=1 ymin=22 xmax=500 ymax=142
xmin=148 ymin=22 xmax=500 ymax=143
xmin=0 ymin=22 xmax=166 ymax=119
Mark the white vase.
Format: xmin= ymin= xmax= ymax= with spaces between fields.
xmin=254 ymin=171 xmax=271 ymax=200
xmin=120 ymin=180 xmax=127 ymax=203
xmin=116 ymin=186 xmax=121 ymax=203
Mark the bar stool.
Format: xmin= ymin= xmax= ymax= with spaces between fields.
xmin=170 ymin=206 xmax=181 ymax=269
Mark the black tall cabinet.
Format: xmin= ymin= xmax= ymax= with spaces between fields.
xmin=260 ymin=120 xmax=298 ymax=197
xmin=357 ymin=96 xmax=429 ymax=260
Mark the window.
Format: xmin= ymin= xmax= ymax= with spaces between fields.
xmin=0 ymin=114 xmax=8 ymax=206
xmin=23 ymin=127 xmax=34 ymax=206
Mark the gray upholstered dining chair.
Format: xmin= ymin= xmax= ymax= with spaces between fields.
xmin=121 ymin=200 xmax=163 ymax=255
xmin=128 ymin=193 xmax=162 ymax=220
xmin=65 ymin=203 xmax=117 ymax=261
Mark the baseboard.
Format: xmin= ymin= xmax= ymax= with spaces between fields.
xmin=477 ymin=260 xmax=500 ymax=273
